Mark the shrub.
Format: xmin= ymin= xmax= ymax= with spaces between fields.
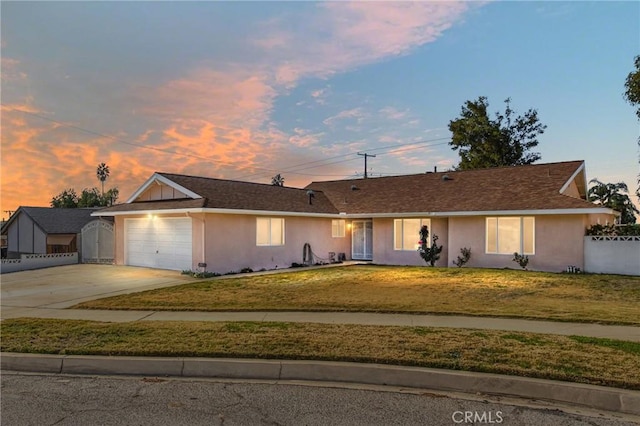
xmin=586 ymin=223 xmax=640 ymax=236
xmin=181 ymin=270 xmax=221 ymax=278
xmin=418 ymin=225 xmax=443 ymax=267
xmin=512 ymin=252 xmax=529 ymax=270
xmin=452 ymin=247 xmax=471 ymax=267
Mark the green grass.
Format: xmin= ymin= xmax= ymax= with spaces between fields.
xmin=3 ymin=318 xmax=639 ymax=390
xmin=74 ymin=265 xmax=640 ymax=324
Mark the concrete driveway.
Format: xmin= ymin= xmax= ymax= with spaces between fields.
xmin=1 ymin=264 xmax=195 ymax=319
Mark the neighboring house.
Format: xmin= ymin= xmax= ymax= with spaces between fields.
xmin=0 ymin=221 xmax=7 ymax=259
xmin=0 ymin=207 xmax=113 ymax=260
xmin=95 ymin=160 xmax=617 ymax=273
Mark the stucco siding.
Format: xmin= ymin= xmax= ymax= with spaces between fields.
xmin=448 ymin=215 xmax=587 ymax=272
xmin=534 ymin=215 xmax=585 ymax=271
xmin=202 ymin=214 xmax=350 ymax=273
xmin=372 ymin=218 xmax=449 ymax=267
xmin=448 ymin=217 xmax=488 ymax=269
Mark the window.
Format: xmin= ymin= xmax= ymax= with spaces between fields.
xmin=332 ymin=220 xmax=346 ymax=238
xmin=256 ymin=218 xmax=285 ymax=246
xmin=486 ymin=217 xmax=535 ymax=255
xmin=394 ymin=219 xmax=430 ymax=251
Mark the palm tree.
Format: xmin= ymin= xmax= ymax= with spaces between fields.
xmin=271 ymin=174 xmax=285 ymax=187
xmin=96 ymin=163 xmax=110 ymax=196
xmin=588 ymin=178 xmax=639 ymax=224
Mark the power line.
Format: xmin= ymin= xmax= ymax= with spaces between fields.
xmin=233 ymin=137 xmax=452 ymax=181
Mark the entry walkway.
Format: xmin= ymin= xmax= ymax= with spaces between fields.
xmin=2 ymin=307 xmax=638 ymax=342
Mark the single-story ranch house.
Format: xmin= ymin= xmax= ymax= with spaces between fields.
xmin=94 ymin=160 xmax=617 ymax=273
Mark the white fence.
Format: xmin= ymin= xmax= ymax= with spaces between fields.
xmin=584 ymin=236 xmax=640 ymax=276
xmin=0 ymin=253 xmax=78 ymax=274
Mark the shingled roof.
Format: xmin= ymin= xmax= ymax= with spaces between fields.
xmin=97 ymin=160 xmax=610 ymax=217
xmin=306 ymin=160 xmax=599 ymax=214
xmin=1 ymin=207 xmax=110 ymax=235
xmin=98 ymin=173 xmax=339 ymax=215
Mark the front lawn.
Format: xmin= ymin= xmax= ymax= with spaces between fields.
xmin=3 ymin=318 xmax=639 ymax=389
xmin=74 ymin=265 xmax=640 ymax=324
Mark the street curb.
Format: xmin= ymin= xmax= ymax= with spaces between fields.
xmin=2 ymin=352 xmax=639 ymax=416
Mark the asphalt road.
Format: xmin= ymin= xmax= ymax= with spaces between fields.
xmin=1 ymin=373 xmax=635 ymax=426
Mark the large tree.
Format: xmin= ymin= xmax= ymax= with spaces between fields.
xmin=448 ymin=97 xmax=546 ymax=170
xmin=624 ymin=55 xmax=640 ymax=120
xmin=588 ymin=178 xmax=639 ymax=224
xmin=623 ymin=55 xmax=640 ymax=199
xmin=50 ymin=188 xmax=79 ymax=208
xmin=51 ymin=187 xmax=118 ymax=208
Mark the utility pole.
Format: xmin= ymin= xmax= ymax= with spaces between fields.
xmin=357 ymin=152 xmax=376 ymax=179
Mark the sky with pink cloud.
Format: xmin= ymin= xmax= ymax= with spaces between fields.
xmin=1 ymin=1 xmax=638 ymax=218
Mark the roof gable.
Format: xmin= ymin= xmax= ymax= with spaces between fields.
xmin=127 ymin=173 xmax=202 ymax=203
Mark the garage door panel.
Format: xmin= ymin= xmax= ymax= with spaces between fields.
xmin=125 ymin=218 xmax=192 ymax=271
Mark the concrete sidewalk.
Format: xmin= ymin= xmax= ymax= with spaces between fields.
xmin=2 ymin=306 xmax=639 ymax=342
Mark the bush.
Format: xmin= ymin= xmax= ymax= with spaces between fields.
xmin=181 ymin=270 xmax=221 ymax=278
xmin=512 ymin=252 xmax=529 ymax=270
xmin=586 ymin=223 xmax=640 ymax=236
xmin=452 ymin=247 xmax=471 ymax=267
xmin=418 ymin=225 xmax=443 ymax=267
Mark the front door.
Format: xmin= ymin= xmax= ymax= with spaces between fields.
xmin=352 ymin=220 xmax=373 ymax=260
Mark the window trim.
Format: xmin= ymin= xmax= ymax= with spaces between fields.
xmin=332 ymin=219 xmax=346 ymax=238
xmin=394 ymin=218 xmax=431 ymax=251
xmin=485 ymin=217 xmax=535 ymax=255
xmin=256 ymin=217 xmax=285 ymax=246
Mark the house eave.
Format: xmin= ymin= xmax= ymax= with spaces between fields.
xmin=92 ymin=207 xmax=341 ymax=218
xmin=94 ymin=206 xmax=617 ymax=218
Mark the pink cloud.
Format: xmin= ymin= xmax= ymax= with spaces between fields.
xmin=379 ymin=106 xmax=409 ymax=121
xmin=1 ymin=2 xmax=479 ymax=213
xmin=263 ymin=2 xmax=474 ymax=85
xmin=323 ymin=107 xmax=367 ymax=126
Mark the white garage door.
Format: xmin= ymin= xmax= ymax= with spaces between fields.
xmin=125 ymin=217 xmax=192 ymax=271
